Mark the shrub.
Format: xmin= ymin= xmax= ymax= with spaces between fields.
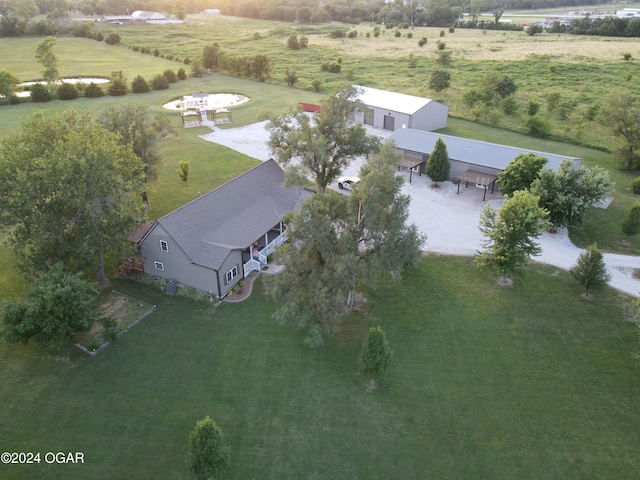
xmin=502 ymin=96 xmax=518 ymax=115
xmin=153 ymin=48 xmax=160 ymax=57
xmin=163 ymin=69 xmax=178 ymax=83
xmin=74 ymin=22 xmax=93 ymax=37
xmin=131 ymin=75 xmax=150 ymax=93
xmin=329 ymin=29 xmax=346 ymax=38
xmin=623 ymin=52 xmax=633 ymax=61
xmin=150 ymin=74 xmax=169 ymax=90
xmin=57 ymin=82 xmax=78 ymax=100
xmin=407 ymin=32 xmax=413 ymax=38
xmin=184 ymin=57 xmax=191 ymax=65
xmin=177 ymin=68 xmax=187 ymax=80
xmin=348 ymin=30 xmax=357 ymax=38
xmin=311 ymin=78 xmax=323 ymax=92
xmin=526 ymin=99 xmax=540 ymax=116
xmin=622 ymin=202 xmax=640 ymax=235
xmin=105 ymin=32 xmax=121 ymax=45
xmin=449 ymin=26 xmax=455 ymax=33
xmin=524 ymin=114 xmax=551 ymax=138
xmin=418 ymin=37 xmax=427 ymax=47
xmin=632 ymin=177 xmax=640 ymax=195
xmin=440 ymin=30 xmax=445 ymax=37
xmin=437 ymin=40 xmax=446 ymax=50
xmin=96 ymin=32 xmax=104 ymax=41
xmin=320 ymin=62 xmax=341 ymax=73
xmin=30 ymin=83 xmax=52 ymax=102
xmin=108 ymin=79 xmax=128 ymax=96
xmin=428 ymin=70 xmax=451 ymax=92
xmin=435 ymin=50 xmax=452 ymax=66
xmin=526 ymin=24 xmax=543 ymax=36
xmin=84 ymin=82 xmax=104 ymax=97
xmin=287 ymin=34 xmax=301 ymax=50
xmin=394 ymin=30 xmax=401 ymax=37
xmin=585 ymin=103 xmax=600 ymax=121
xmin=253 ymin=32 xmax=262 ymax=40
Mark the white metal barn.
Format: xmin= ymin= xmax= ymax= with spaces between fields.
xmin=351 ymin=85 xmax=449 ymax=132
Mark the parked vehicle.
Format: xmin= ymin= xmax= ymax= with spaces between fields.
xmin=337 ymin=176 xmax=360 ymax=190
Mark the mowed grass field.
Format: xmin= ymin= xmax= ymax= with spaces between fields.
xmin=1 ymin=257 xmax=639 ymax=479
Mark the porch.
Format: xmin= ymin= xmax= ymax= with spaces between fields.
xmin=242 ymin=224 xmax=288 ymax=276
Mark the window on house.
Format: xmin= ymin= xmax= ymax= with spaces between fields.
xmin=159 ymin=240 xmax=169 ymax=252
xmin=154 ymin=261 xmax=165 ymax=271
xmin=225 ymin=266 xmax=238 ymax=284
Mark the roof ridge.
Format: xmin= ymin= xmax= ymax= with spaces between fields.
xmin=157 ymin=159 xmax=280 ymax=220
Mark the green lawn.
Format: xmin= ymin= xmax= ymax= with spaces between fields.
xmin=0 ymin=256 xmax=638 ymax=479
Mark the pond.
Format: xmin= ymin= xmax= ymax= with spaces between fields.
xmin=15 ymin=77 xmax=110 ymax=98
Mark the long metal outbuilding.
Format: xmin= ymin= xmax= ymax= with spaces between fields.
xmin=387 ymin=128 xmax=582 ymax=199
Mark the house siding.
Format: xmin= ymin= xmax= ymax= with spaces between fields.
xmin=140 ymin=224 xmax=223 ymax=296
xmin=218 ymin=251 xmax=243 ymax=298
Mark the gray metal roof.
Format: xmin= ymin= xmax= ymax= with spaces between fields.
xmin=153 ymin=159 xmax=309 ymax=270
xmin=387 ymin=128 xmax=581 ymax=172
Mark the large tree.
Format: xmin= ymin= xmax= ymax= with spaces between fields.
xmin=425 ymin=137 xmax=450 ymax=186
xmin=531 ymin=160 xmax=612 ymax=229
xmin=266 ymin=142 xmax=424 ymax=345
xmin=497 ymin=153 xmax=548 ymax=197
xmin=570 ymin=244 xmax=610 ymax=297
xmin=0 ymin=263 xmax=97 ymax=351
xmin=266 ymin=85 xmax=380 ymax=193
xmin=475 ymin=190 xmax=550 ymax=283
xmin=95 ymin=103 xmax=175 ymax=203
xmin=599 ymin=93 xmax=640 ymax=169
xmin=0 ymin=111 xmax=145 ymax=287
xmin=34 ymin=35 xmax=59 ymax=83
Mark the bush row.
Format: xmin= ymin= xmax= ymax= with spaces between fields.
xmin=23 ymin=68 xmax=187 ymax=103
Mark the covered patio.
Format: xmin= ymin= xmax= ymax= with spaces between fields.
xmin=397 ymin=155 xmax=427 ymax=183
xmin=455 ymin=169 xmax=498 ymax=201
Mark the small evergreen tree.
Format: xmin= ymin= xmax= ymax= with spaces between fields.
xmin=108 ymin=71 xmax=128 ymax=96
xmin=163 ymin=69 xmax=178 ymax=83
xmin=30 ymin=83 xmax=52 ymax=102
xmin=426 ymin=138 xmax=450 ymax=186
xmin=622 ymin=202 xmax=640 ymax=235
xmin=57 ymin=82 xmax=78 ymax=100
xmin=105 ymin=32 xmax=121 ymax=45
xmin=570 ymin=244 xmax=611 ymax=297
xmin=359 ymin=327 xmax=392 ymax=390
xmin=130 ymin=75 xmax=150 ymax=93
xmin=151 ymin=74 xmax=169 ymax=90
xmin=186 ymin=416 xmax=230 ymax=480
xmin=84 ymin=82 xmax=104 ymax=97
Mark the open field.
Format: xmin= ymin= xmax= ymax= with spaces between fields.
xmin=0 ymin=257 xmax=638 ymax=479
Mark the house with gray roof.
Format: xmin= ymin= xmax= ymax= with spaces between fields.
xmin=388 ymin=128 xmax=582 ymax=196
xmin=138 ymin=160 xmax=311 ymax=298
xmin=351 ymin=85 xmax=449 ymax=132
